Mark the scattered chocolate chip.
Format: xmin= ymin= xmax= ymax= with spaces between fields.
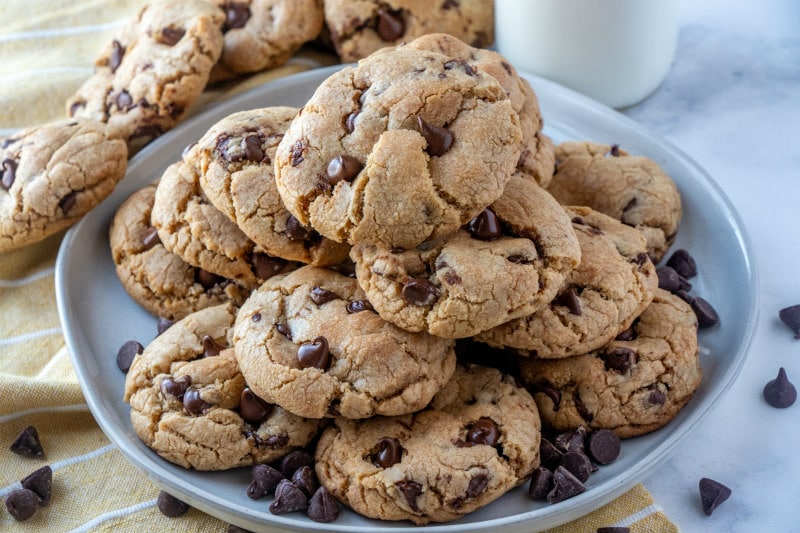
xmin=4 ymin=488 xmax=39 ymax=521
xmin=1 ymin=158 xmax=18 ymax=190
xmin=243 ymin=134 xmax=264 ymax=162
xmin=763 ymin=367 xmax=797 ymax=408
xmin=239 ymin=388 xmax=273 ymax=424
xmin=156 ymin=317 xmax=173 ymax=335
xmin=597 ymin=528 xmax=630 ymax=533
xmin=157 ymin=491 xmax=190 ymax=517
xmin=675 ymin=289 xmax=694 ymax=304
xmin=183 ymin=387 xmax=211 ymax=415
xmin=115 ymin=89 xmax=133 ymax=110
xmin=699 ymin=477 xmax=731 ymax=516
xmin=416 ymin=116 xmax=454 ymax=156
xmin=507 ymin=254 xmax=534 ymax=264
xmin=310 ymin=287 xmax=337 ymax=305
xmin=276 ymin=323 xmax=291 ymax=338
xmin=376 ymin=8 xmax=405 ymax=41
xmin=678 ymin=275 xmax=692 ymax=292
xmin=536 ymin=385 xmax=562 ymax=411
xmin=116 ymin=340 xmax=143 ymax=373
xmin=666 ymin=249 xmax=697 ymax=279
xmin=466 ymin=472 xmax=489 ymax=499
xmin=466 ymin=417 xmax=499 ymax=447
xmin=279 ymin=450 xmax=315 ymax=479
xmin=270 ymin=479 xmax=308 ymax=514
xmin=560 ymin=451 xmax=593 ymax=482
xmin=195 ymin=268 xmax=222 ymax=290
xmin=247 ymin=464 xmax=284 ymax=499
xmin=346 ymin=299 xmax=373 ymax=313
xmin=779 ymin=305 xmax=800 ymax=339
xmin=599 ymin=347 xmax=636 ymax=374
xmin=291 ymin=465 xmax=319 ymax=498
xmin=160 ymin=375 xmax=191 ymax=399
xmin=109 ymin=40 xmax=125 ymax=72
xmin=442 ymin=0 xmax=460 ymax=9
xmin=607 ymin=144 xmax=621 ymax=157
xmin=691 ymin=297 xmax=719 ymax=328
xmin=297 ymin=336 xmax=331 ymax=370
xmin=325 ymin=155 xmax=362 ymax=185
xmin=656 ymin=266 xmax=680 ymax=292
xmin=553 ymin=286 xmax=582 ymax=315
xmin=539 ymin=439 xmax=563 ymax=470
xmin=622 ymin=197 xmax=637 ymax=214
xmin=372 ymin=437 xmax=402 ymax=468
xmin=202 ymin=335 xmax=224 ymax=358
xmin=395 ymin=479 xmax=422 ymax=511
xmin=444 ymin=59 xmax=475 ymax=76
xmin=528 ymin=467 xmax=554 ymax=500
xmin=647 ymin=386 xmax=666 ymax=405
xmin=573 ymin=391 xmax=593 ymax=422
xmin=345 ymin=111 xmax=360 ymax=133
xmin=251 ymin=252 xmax=285 ymax=280
xmin=224 ymin=2 xmax=250 ymax=31
xmin=10 ymin=426 xmax=44 ymax=458
xmin=402 ymin=278 xmax=440 ymax=306
xmin=290 ymin=140 xmax=306 ymax=166
xmin=467 ymin=208 xmax=502 ymax=240
xmin=307 ymin=486 xmax=340 ymax=523
xmin=141 ymin=226 xmax=161 ymax=250
xmin=59 ymin=191 xmax=78 ymax=215
xmin=285 ymin=215 xmax=311 ymax=241
xmin=554 ymin=426 xmax=587 ymax=453
xmin=131 ymin=124 xmax=162 ymax=142
xmin=547 ymin=465 xmax=586 ymax=503
xmin=615 ymin=325 xmax=637 ymax=341
xmin=586 ymin=429 xmax=621 ymax=465
xmin=158 ymin=27 xmax=186 ymax=46
xmin=21 ymin=465 xmax=52 ymax=505
xmin=259 ymin=433 xmax=290 ymax=448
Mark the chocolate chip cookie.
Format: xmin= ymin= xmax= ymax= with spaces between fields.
xmin=519 ymin=289 xmax=702 ymax=438
xmin=0 ymin=118 xmax=127 ymax=253
xmin=546 ymin=141 xmax=682 ymax=263
xmin=124 ymin=303 xmax=323 ymax=470
xmin=324 ymin=0 xmax=494 ymax=63
xmin=233 ymin=265 xmax=457 ymax=419
xmin=110 ymin=182 xmax=250 ymax=321
xmin=274 ymin=46 xmax=522 ymax=249
xmin=476 ymin=206 xmax=658 ymax=358
xmin=350 ymin=173 xmax=581 ymax=338
xmin=67 ymin=0 xmax=225 ymax=154
xmin=188 ymin=106 xmax=351 ymax=266
xmin=151 ymin=159 xmax=297 ymax=289
xmin=314 ymin=364 xmax=541 ymax=525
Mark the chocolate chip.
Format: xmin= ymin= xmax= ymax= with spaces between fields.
xmin=586 ymin=429 xmax=621 ymax=465
xmin=345 ymin=111 xmax=359 ymax=133
xmin=158 ymin=27 xmax=185 ymax=46
xmin=647 ymin=386 xmax=667 ymax=405
xmin=779 ymin=305 xmax=800 ymax=338
xmin=691 ymin=296 xmax=719 ymax=328
xmin=183 ymin=387 xmax=211 ymax=415
xmin=675 ymin=289 xmax=694 ymax=304
xmin=269 ymin=479 xmax=308 ymax=514
xmin=678 ymin=275 xmax=692 ymax=292
xmin=243 ymin=134 xmax=264 ymax=162
xmin=276 ymin=323 xmax=291 ymax=339
xmin=258 ymin=433 xmax=290 ymax=448
xmin=157 ymin=491 xmax=190 ymax=517
xmin=116 ymin=340 xmax=143 ymax=373
xmin=560 ymin=451 xmax=593 ymax=482
xmin=372 ymin=437 xmax=402 ymax=468
xmin=141 ymin=226 xmax=161 ymax=250
xmin=763 ymin=367 xmax=797 ymax=408
xmin=528 ymin=467 xmax=554 ymax=500
xmin=467 ymin=208 xmax=502 ymax=240
xmin=536 ymin=385 xmax=562 ymax=411
xmin=444 ymin=59 xmax=475 ymax=76
xmin=291 ymin=465 xmax=319 ymax=498
xmin=466 ymin=417 xmax=499 ymax=447
xmin=346 ymin=299 xmax=373 ymax=313
xmin=109 ymin=40 xmax=125 ymax=72
xmin=607 ymin=144 xmax=621 ymax=157
xmin=573 ymin=391 xmax=593 ymax=422
xmin=157 ymin=317 xmax=174 ymax=335
xmin=224 ymin=2 xmax=250 ymax=31
xmin=239 ymin=387 xmax=273 ymax=424
xmin=279 ymin=450 xmax=314 ymax=478
xmin=507 ymin=254 xmax=534 ymax=264
xmin=597 ymin=528 xmax=630 ymax=533
xmin=622 ymin=197 xmax=637 ymax=214
xmin=376 ymin=8 xmax=405 ymax=41
xmin=699 ymin=477 xmax=731 ymax=516
xmin=416 ymin=116 xmax=454 ymax=156
xmin=160 ymin=375 xmax=191 ymax=399
xmin=21 ymin=465 xmax=52 ymax=505
xmin=131 ymin=124 xmax=162 ymax=142
xmin=202 ymin=335 xmax=224 ymax=358
xmin=442 ymin=0 xmax=460 ymax=9
xmin=252 ymin=252 xmax=285 ymax=280
xmin=402 ymin=278 xmax=440 ymax=306
xmin=553 ymin=286 xmax=582 ymax=315
xmin=539 ymin=439 xmax=563 ymax=470
xmin=656 ymin=266 xmax=680 ymax=292
xmin=666 ymin=249 xmax=697 ymax=279
xmin=297 ymin=336 xmax=331 ymax=370
xmin=600 ymin=347 xmax=636 ymax=374
xmin=290 ymin=140 xmax=306 ymax=166
xmin=285 ymin=215 xmax=310 ymax=241
xmin=310 ymin=287 xmax=337 ymax=305
xmin=547 ymin=466 xmax=586 ymax=503
xmin=4 ymin=488 xmax=39 ymax=521
xmin=554 ymin=425 xmax=587 ymax=453
xmin=10 ymin=426 xmax=44 ymax=458
xmin=325 ymin=155 xmax=362 ymax=185
xmin=247 ymin=464 xmax=284 ymax=499
xmin=58 ymin=191 xmax=78 ymax=214
xmin=395 ymin=479 xmax=422 ymax=511
xmin=115 ymin=89 xmax=133 ymax=110
xmin=195 ymin=268 xmax=222 ymax=290
xmin=615 ymin=324 xmax=637 ymax=341
xmin=307 ymin=486 xmax=340 ymax=523
xmin=466 ymin=473 xmax=489 ymax=499
xmin=1 ymin=158 xmax=17 ymax=190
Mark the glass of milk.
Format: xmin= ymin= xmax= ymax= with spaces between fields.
xmin=494 ymin=0 xmax=679 ymax=108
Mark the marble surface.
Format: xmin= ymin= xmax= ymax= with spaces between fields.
xmin=619 ymin=1 xmax=800 ymax=531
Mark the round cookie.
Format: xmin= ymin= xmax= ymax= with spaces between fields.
xmin=233 ymin=265 xmax=457 ymax=419
xmin=210 ymin=0 xmax=324 ymax=81
xmin=151 ymin=159 xmax=297 ymax=289
xmin=546 ymin=141 xmax=682 ymax=263
xmin=110 ymin=182 xmax=250 ymax=321
xmin=350 ymin=173 xmax=581 ymax=338
xmin=0 ymin=118 xmax=127 ymax=253
xmin=123 ymin=304 xmax=323 ymax=470
xmin=67 ymin=0 xmax=225 ymax=154
xmin=476 ymin=206 xmax=658 ymax=358
xmin=324 ymin=0 xmax=494 ymax=63
xmin=519 ymin=289 xmax=702 ymax=438
xmin=396 ymin=33 xmax=556 ymax=187
xmin=188 ymin=106 xmax=351 ymax=266
xmin=273 ymin=46 xmax=523 ymax=249
xmin=314 ymin=364 xmax=541 ymax=525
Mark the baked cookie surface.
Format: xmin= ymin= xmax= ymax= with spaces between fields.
xmin=314 ymin=364 xmax=541 ymax=525
xmin=273 ymin=46 xmax=522 ymax=249
xmin=351 ymin=173 xmax=581 ymax=338
xmin=233 ymin=265 xmax=456 ymax=419
xmin=0 ymin=118 xmax=127 ymax=253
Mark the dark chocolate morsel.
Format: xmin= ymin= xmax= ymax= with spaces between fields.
xmin=553 ymin=286 xmax=582 ymax=315
xmin=615 ymin=324 xmax=637 ymax=341
xmin=528 ymin=467 xmax=554 ymax=500
xmin=656 ymin=266 xmax=680 ymax=293
xmin=554 ymin=425 xmax=587 ymax=453
xmin=372 ymin=437 xmax=402 ymax=468
xmin=279 ymin=450 xmax=315 ymax=478
xmin=547 ymin=466 xmax=586 ymax=503
xmin=59 ymin=191 xmax=78 ymax=214
xmin=291 ymin=465 xmax=319 ymax=498
xmin=539 ymin=438 xmax=563 ymax=470
xmin=160 ymin=375 xmax=191 ymax=399
xmin=195 ymin=268 xmax=222 ymax=290
xmin=416 ymin=115 xmax=453 ymax=156
xmin=779 ymin=304 xmax=800 ymax=339
xmin=325 ymin=155 xmax=362 ymax=185
xmin=586 ymin=429 xmax=621 ymax=465
xmin=243 ymin=134 xmax=264 ymax=162
xmin=395 ymin=479 xmax=423 ymax=511
xmin=345 ymin=111 xmax=359 ymax=133
xmin=297 ymin=336 xmax=331 ymax=370
xmin=224 ymin=2 xmax=251 ymax=31
xmin=141 ymin=226 xmax=161 ymax=250
xmin=346 ymin=299 xmax=373 ymax=313
xmin=157 ymin=316 xmax=174 ymax=335
xmin=691 ymin=296 xmax=719 ymax=328
xmin=285 ymin=215 xmax=311 ymax=241
xmin=699 ymin=477 xmax=731 ymax=516
xmin=402 ymin=278 xmax=440 ymax=306
xmin=310 ymin=287 xmax=337 ymax=305
xmin=269 ymin=479 xmax=308 ymax=514
xmin=666 ymin=249 xmax=697 ymax=279
xmin=467 ymin=208 xmax=502 ymax=240
xmin=109 ymin=40 xmax=125 ymax=72
xmin=560 ymin=451 xmax=593 ymax=483
xmin=21 ymin=465 xmax=52 ymax=505
xmin=466 ymin=472 xmax=489 ymax=499
xmin=1 ymin=158 xmax=18 ymax=190
xmin=247 ymin=464 xmax=284 ymax=499
xmin=607 ymin=144 xmax=621 ymax=157
xmin=647 ymin=386 xmax=667 ymax=405
xmin=157 ymin=491 xmax=190 ymax=517
xmin=251 ymin=252 xmax=285 ymax=280
xmin=599 ymin=347 xmax=636 ymax=374
xmin=307 ymin=486 xmax=340 ymax=523
xmin=466 ymin=417 xmax=499 ymax=447
xmin=158 ymin=26 xmax=186 ymax=46
xmin=116 ymin=340 xmax=143 ymax=373
xmin=10 ymin=426 xmax=44 ymax=458
xmin=4 ymin=488 xmax=40 ymax=521
xmin=183 ymin=387 xmax=211 ymax=415
xmin=239 ymin=387 xmax=273 ymax=424
xmin=376 ymin=8 xmax=405 ymax=41
xmin=202 ymin=335 xmax=224 ymax=357
xmin=763 ymin=367 xmax=797 ymax=408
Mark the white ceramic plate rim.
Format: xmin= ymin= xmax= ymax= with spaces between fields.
xmin=56 ymin=65 xmax=758 ymax=532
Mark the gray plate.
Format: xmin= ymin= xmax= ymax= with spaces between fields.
xmin=56 ymin=65 xmax=758 ymax=532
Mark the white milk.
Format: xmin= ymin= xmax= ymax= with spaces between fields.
xmin=495 ymin=0 xmax=679 ymax=108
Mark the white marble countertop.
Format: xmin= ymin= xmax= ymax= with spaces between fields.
xmin=620 ymin=1 xmax=800 ymax=531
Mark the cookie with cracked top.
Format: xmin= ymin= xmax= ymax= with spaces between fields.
xmin=546 ymin=141 xmax=682 ymax=263
xmin=187 ymin=106 xmax=350 ymax=266
xmin=66 ymin=0 xmax=225 ymax=154
xmin=350 ymin=173 xmax=580 ymax=339
xmin=123 ymin=303 xmax=323 ymax=470
xmin=273 ymin=46 xmax=522 ymax=249
xmin=314 ymin=364 xmax=541 ymax=525
xmin=476 ymin=206 xmax=658 ymax=357
xmin=519 ymin=288 xmax=702 ymax=438
xmin=232 ymin=265 xmax=456 ymax=419
xmin=0 ymin=118 xmax=127 ymax=253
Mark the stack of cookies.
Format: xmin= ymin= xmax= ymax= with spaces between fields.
xmin=117 ymin=33 xmax=704 ymax=526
